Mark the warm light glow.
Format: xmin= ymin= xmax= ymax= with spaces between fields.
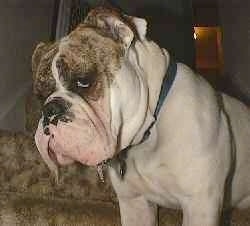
xmin=193 ymin=26 xmax=223 ymax=72
xmin=194 ymin=32 xmax=197 ymax=40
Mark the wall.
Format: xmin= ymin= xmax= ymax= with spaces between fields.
xmin=0 ymin=0 xmax=54 ymax=131
xmin=86 ymin=0 xmax=195 ymax=68
xmin=218 ymin=0 xmax=250 ymax=103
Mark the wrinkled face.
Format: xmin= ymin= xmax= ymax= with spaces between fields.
xmin=34 ymin=25 xmax=124 ymax=102
xmin=32 ymin=7 xmax=148 ymax=177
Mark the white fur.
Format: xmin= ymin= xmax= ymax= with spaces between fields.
xmin=51 ymin=52 xmax=66 ymax=93
xmin=125 ymin=16 xmax=147 ymax=41
xmin=108 ymin=36 xmax=250 ymax=226
xmin=45 ymin=14 xmax=250 ymax=226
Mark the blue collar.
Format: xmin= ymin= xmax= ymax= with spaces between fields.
xmin=153 ymin=57 xmax=177 ymax=118
xmin=140 ymin=56 xmax=177 ymax=142
xmin=112 ymin=56 xmax=177 ymax=178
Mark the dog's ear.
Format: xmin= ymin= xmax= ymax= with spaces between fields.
xmin=84 ymin=8 xmax=135 ymax=49
xmin=31 ymin=42 xmax=58 ymax=79
xmin=32 ymin=42 xmax=49 ymax=75
xmin=124 ymin=16 xmax=147 ymax=41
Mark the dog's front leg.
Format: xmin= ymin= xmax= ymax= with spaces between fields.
xmin=118 ymin=196 xmax=158 ymax=226
xmin=181 ymin=195 xmax=222 ymax=226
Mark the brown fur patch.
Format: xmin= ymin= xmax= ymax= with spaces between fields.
xmin=32 ymin=8 xmax=126 ymax=102
xmin=33 ymin=42 xmax=58 ymax=101
xmin=57 ymin=25 xmax=124 ymax=100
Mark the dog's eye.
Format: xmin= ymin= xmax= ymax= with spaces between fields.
xmin=75 ymin=75 xmax=94 ymax=89
xmin=76 ymin=78 xmax=90 ymax=88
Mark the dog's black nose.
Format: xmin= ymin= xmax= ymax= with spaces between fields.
xmin=42 ymin=97 xmax=73 ymax=133
xmin=42 ymin=97 xmax=68 ymax=118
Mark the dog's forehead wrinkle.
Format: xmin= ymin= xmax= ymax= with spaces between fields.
xmin=58 ymin=27 xmax=123 ymax=82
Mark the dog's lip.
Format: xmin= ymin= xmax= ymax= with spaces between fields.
xmin=48 ymin=134 xmax=76 ymax=166
xmin=35 ymin=120 xmax=59 ymax=178
xmin=47 ymin=137 xmax=58 ymax=165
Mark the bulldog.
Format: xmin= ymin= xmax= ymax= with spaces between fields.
xmin=32 ymin=7 xmax=250 ymax=226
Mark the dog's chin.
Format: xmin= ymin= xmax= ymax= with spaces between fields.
xmin=47 ymin=145 xmax=115 ymax=171
xmin=47 ymin=133 xmax=115 ymax=167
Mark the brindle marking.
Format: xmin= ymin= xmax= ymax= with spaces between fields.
xmin=32 ymin=23 xmax=124 ymax=102
xmin=58 ymin=26 xmax=123 ymax=100
xmin=32 ymin=42 xmax=58 ymax=102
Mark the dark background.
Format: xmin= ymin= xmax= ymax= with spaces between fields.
xmin=0 ymin=0 xmax=249 ymax=131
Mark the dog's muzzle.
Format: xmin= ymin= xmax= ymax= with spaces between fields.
xmin=35 ymin=94 xmax=116 ymax=179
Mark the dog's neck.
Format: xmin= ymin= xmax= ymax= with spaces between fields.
xmin=133 ymin=40 xmax=170 ymax=115
xmin=128 ymin=40 xmax=170 ymax=145
xmin=110 ymin=40 xmax=170 ymax=178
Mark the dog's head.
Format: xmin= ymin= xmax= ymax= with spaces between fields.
xmin=32 ymin=7 xmax=149 ymax=177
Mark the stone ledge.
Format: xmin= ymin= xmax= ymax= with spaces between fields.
xmin=1 ymin=194 xmax=250 ymax=226
xmin=0 ymin=193 xmax=182 ymax=226
xmin=0 ymin=194 xmax=120 ymax=226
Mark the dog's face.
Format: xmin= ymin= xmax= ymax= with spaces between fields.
xmin=32 ymin=7 xmax=148 ymax=176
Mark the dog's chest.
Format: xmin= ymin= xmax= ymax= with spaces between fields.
xmin=110 ymin=152 xmax=181 ymax=209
